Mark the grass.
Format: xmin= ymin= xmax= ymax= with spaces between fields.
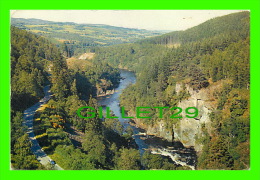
xmin=66 ymin=58 xmax=93 ymax=70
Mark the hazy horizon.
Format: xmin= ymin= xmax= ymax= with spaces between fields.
xmin=10 ymin=10 xmax=244 ymax=31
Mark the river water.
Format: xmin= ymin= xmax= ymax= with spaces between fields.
xmin=97 ymin=70 xmax=197 ymax=169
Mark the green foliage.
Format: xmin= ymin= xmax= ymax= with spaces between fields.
xmin=115 ymin=148 xmax=141 ymax=170
xmin=11 ymin=11 xmax=250 ymax=170
xmin=198 ymin=136 xmax=234 ymax=169
xmin=98 ymin=12 xmax=249 ymax=130
xmin=54 ymin=145 xmax=96 ymax=170
xmin=46 ymin=128 xmax=72 ymax=148
xmin=198 ymin=86 xmax=249 ymax=169
xmin=82 ymin=131 xmax=106 ymax=166
xmin=10 ymin=111 xmax=24 ymax=152
xmin=11 ymin=26 xmax=51 ymax=111
xmin=103 ymin=118 xmax=123 ymax=135
xmin=83 ymin=61 xmax=121 ymax=94
xmin=11 ymin=134 xmax=44 ymax=169
xmin=214 ymin=83 xmax=232 ymax=110
xmin=50 ymin=57 xmax=71 ymax=100
xmin=11 ymin=110 xmax=43 ymax=169
xmin=94 ymin=43 xmax=168 ymax=71
xmin=187 ymin=65 xmax=209 ymax=90
xmin=138 ymin=11 xmax=249 ymax=46
xmin=11 ymin=26 xmax=125 ymax=170
xmin=95 ymin=12 xmax=250 ymax=170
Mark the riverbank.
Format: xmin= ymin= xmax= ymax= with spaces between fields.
xmin=98 ymin=69 xmax=197 ymax=169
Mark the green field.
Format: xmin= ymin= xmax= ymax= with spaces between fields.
xmin=11 ymin=18 xmax=165 ymax=55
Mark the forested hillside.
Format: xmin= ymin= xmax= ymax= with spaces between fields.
xmin=11 ymin=26 xmax=141 ymax=170
xmin=94 ymin=11 xmax=250 ymax=169
xmin=11 ymin=11 xmax=250 ymax=170
xmin=138 ymin=11 xmax=249 ymax=46
xmin=11 ymin=26 xmax=60 ymax=169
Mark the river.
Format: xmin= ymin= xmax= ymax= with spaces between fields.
xmin=97 ymin=69 xmax=197 ymax=169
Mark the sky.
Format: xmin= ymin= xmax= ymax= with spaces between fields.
xmin=10 ymin=10 xmax=243 ymax=31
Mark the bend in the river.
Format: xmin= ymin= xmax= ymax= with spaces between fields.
xmin=97 ymin=70 xmax=197 ymax=169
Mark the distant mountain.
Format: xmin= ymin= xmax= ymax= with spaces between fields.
xmin=11 ymin=18 xmax=164 ymax=47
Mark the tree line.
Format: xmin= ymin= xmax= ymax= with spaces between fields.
xmin=11 ymin=26 xmax=142 ymax=170
xmin=94 ymin=11 xmax=250 ymax=169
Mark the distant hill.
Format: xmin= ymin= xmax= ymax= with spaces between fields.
xmin=94 ymin=11 xmax=250 ymax=72
xmin=11 ymin=18 xmax=164 ymax=55
xmin=138 ymin=11 xmax=249 ymax=45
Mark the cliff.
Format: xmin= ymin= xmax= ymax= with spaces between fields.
xmin=131 ymin=80 xmax=227 ymax=152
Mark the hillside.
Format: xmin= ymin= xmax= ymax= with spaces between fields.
xmin=95 ymin=11 xmax=250 ymax=170
xmin=10 ymin=26 xmax=129 ymax=170
xmin=138 ymin=11 xmax=249 ymax=45
xmin=11 ymin=18 xmax=164 ymax=55
xmin=10 ymin=11 xmax=250 ymax=170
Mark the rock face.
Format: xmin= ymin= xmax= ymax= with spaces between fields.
xmin=173 ymin=83 xmax=214 ymax=151
xmin=96 ymin=78 xmax=116 ymax=97
xmin=131 ymin=82 xmax=221 ymax=152
xmin=97 ymin=88 xmax=115 ymax=97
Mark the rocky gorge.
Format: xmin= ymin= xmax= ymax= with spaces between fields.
xmin=128 ymin=80 xmax=227 ymax=153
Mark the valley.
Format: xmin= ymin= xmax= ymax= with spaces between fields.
xmin=10 ymin=11 xmax=250 ymax=170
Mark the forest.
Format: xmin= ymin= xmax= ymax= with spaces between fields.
xmin=94 ymin=11 xmax=250 ymax=169
xmin=11 ymin=11 xmax=250 ymax=170
xmin=11 ymin=26 xmax=139 ymax=170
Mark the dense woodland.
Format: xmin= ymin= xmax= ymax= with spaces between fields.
xmin=94 ymin=11 xmax=250 ymax=169
xmin=11 ymin=26 xmax=139 ymax=170
xmin=11 ymin=11 xmax=250 ymax=170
